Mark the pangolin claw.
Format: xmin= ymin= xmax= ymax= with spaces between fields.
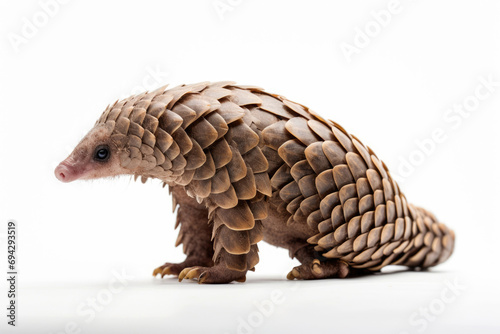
xmin=178 ymin=267 xmax=204 ymax=282
xmin=186 ymin=268 xmax=202 ymax=280
xmin=161 ymin=266 xmax=173 ymax=278
xmin=178 ymin=267 xmax=191 ymax=282
xmin=235 ymin=276 xmax=246 ymax=283
xmin=286 ymin=268 xmax=301 ymax=280
xmin=198 ymin=272 xmax=208 ymax=284
xmin=312 ymin=259 xmax=323 ymax=276
xmin=152 ymin=267 xmax=162 ymax=277
xmin=153 ymin=264 xmax=179 ymax=278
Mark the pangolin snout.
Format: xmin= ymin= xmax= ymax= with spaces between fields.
xmin=54 ymin=163 xmax=76 ymax=183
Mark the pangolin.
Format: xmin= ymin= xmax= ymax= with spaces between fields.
xmin=54 ymin=81 xmax=455 ymax=284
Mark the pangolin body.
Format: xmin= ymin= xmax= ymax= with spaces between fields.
xmin=55 ymin=81 xmax=455 ymax=283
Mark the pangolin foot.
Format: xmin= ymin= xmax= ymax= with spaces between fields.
xmin=178 ymin=265 xmax=246 ymax=284
xmin=153 ymin=258 xmax=213 ymax=278
xmin=286 ymin=259 xmax=350 ymax=280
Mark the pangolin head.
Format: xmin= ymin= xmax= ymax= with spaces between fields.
xmin=54 ymin=120 xmax=132 ymax=183
xmin=55 ymin=86 xmax=176 ymax=183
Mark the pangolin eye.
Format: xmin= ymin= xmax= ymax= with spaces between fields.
xmin=94 ymin=145 xmax=110 ymax=162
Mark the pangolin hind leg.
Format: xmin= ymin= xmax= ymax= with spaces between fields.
xmin=153 ymin=186 xmax=214 ymax=278
xmin=286 ymin=246 xmax=353 ymax=280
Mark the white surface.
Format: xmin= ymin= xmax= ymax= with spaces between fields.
xmin=10 ymin=270 xmax=495 ymax=334
xmin=0 ymin=0 xmax=499 ymax=333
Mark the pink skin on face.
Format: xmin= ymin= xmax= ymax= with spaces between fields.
xmin=54 ymin=123 xmax=130 ymax=183
xmin=55 ymin=158 xmax=89 ymax=183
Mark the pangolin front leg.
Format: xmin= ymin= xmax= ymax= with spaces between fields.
xmin=153 ymin=186 xmax=214 ymax=278
xmin=179 ymin=201 xmax=264 ymax=284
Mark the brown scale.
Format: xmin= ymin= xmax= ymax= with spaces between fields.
xmin=57 ymin=81 xmax=455 ymax=283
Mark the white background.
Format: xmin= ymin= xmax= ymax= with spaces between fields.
xmin=1 ymin=0 xmax=499 ymax=333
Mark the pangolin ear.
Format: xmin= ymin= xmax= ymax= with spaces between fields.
xmin=102 ymin=120 xmax=128 ymax=148
xmin=111 ymin=133 xmax=129 ymax=148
